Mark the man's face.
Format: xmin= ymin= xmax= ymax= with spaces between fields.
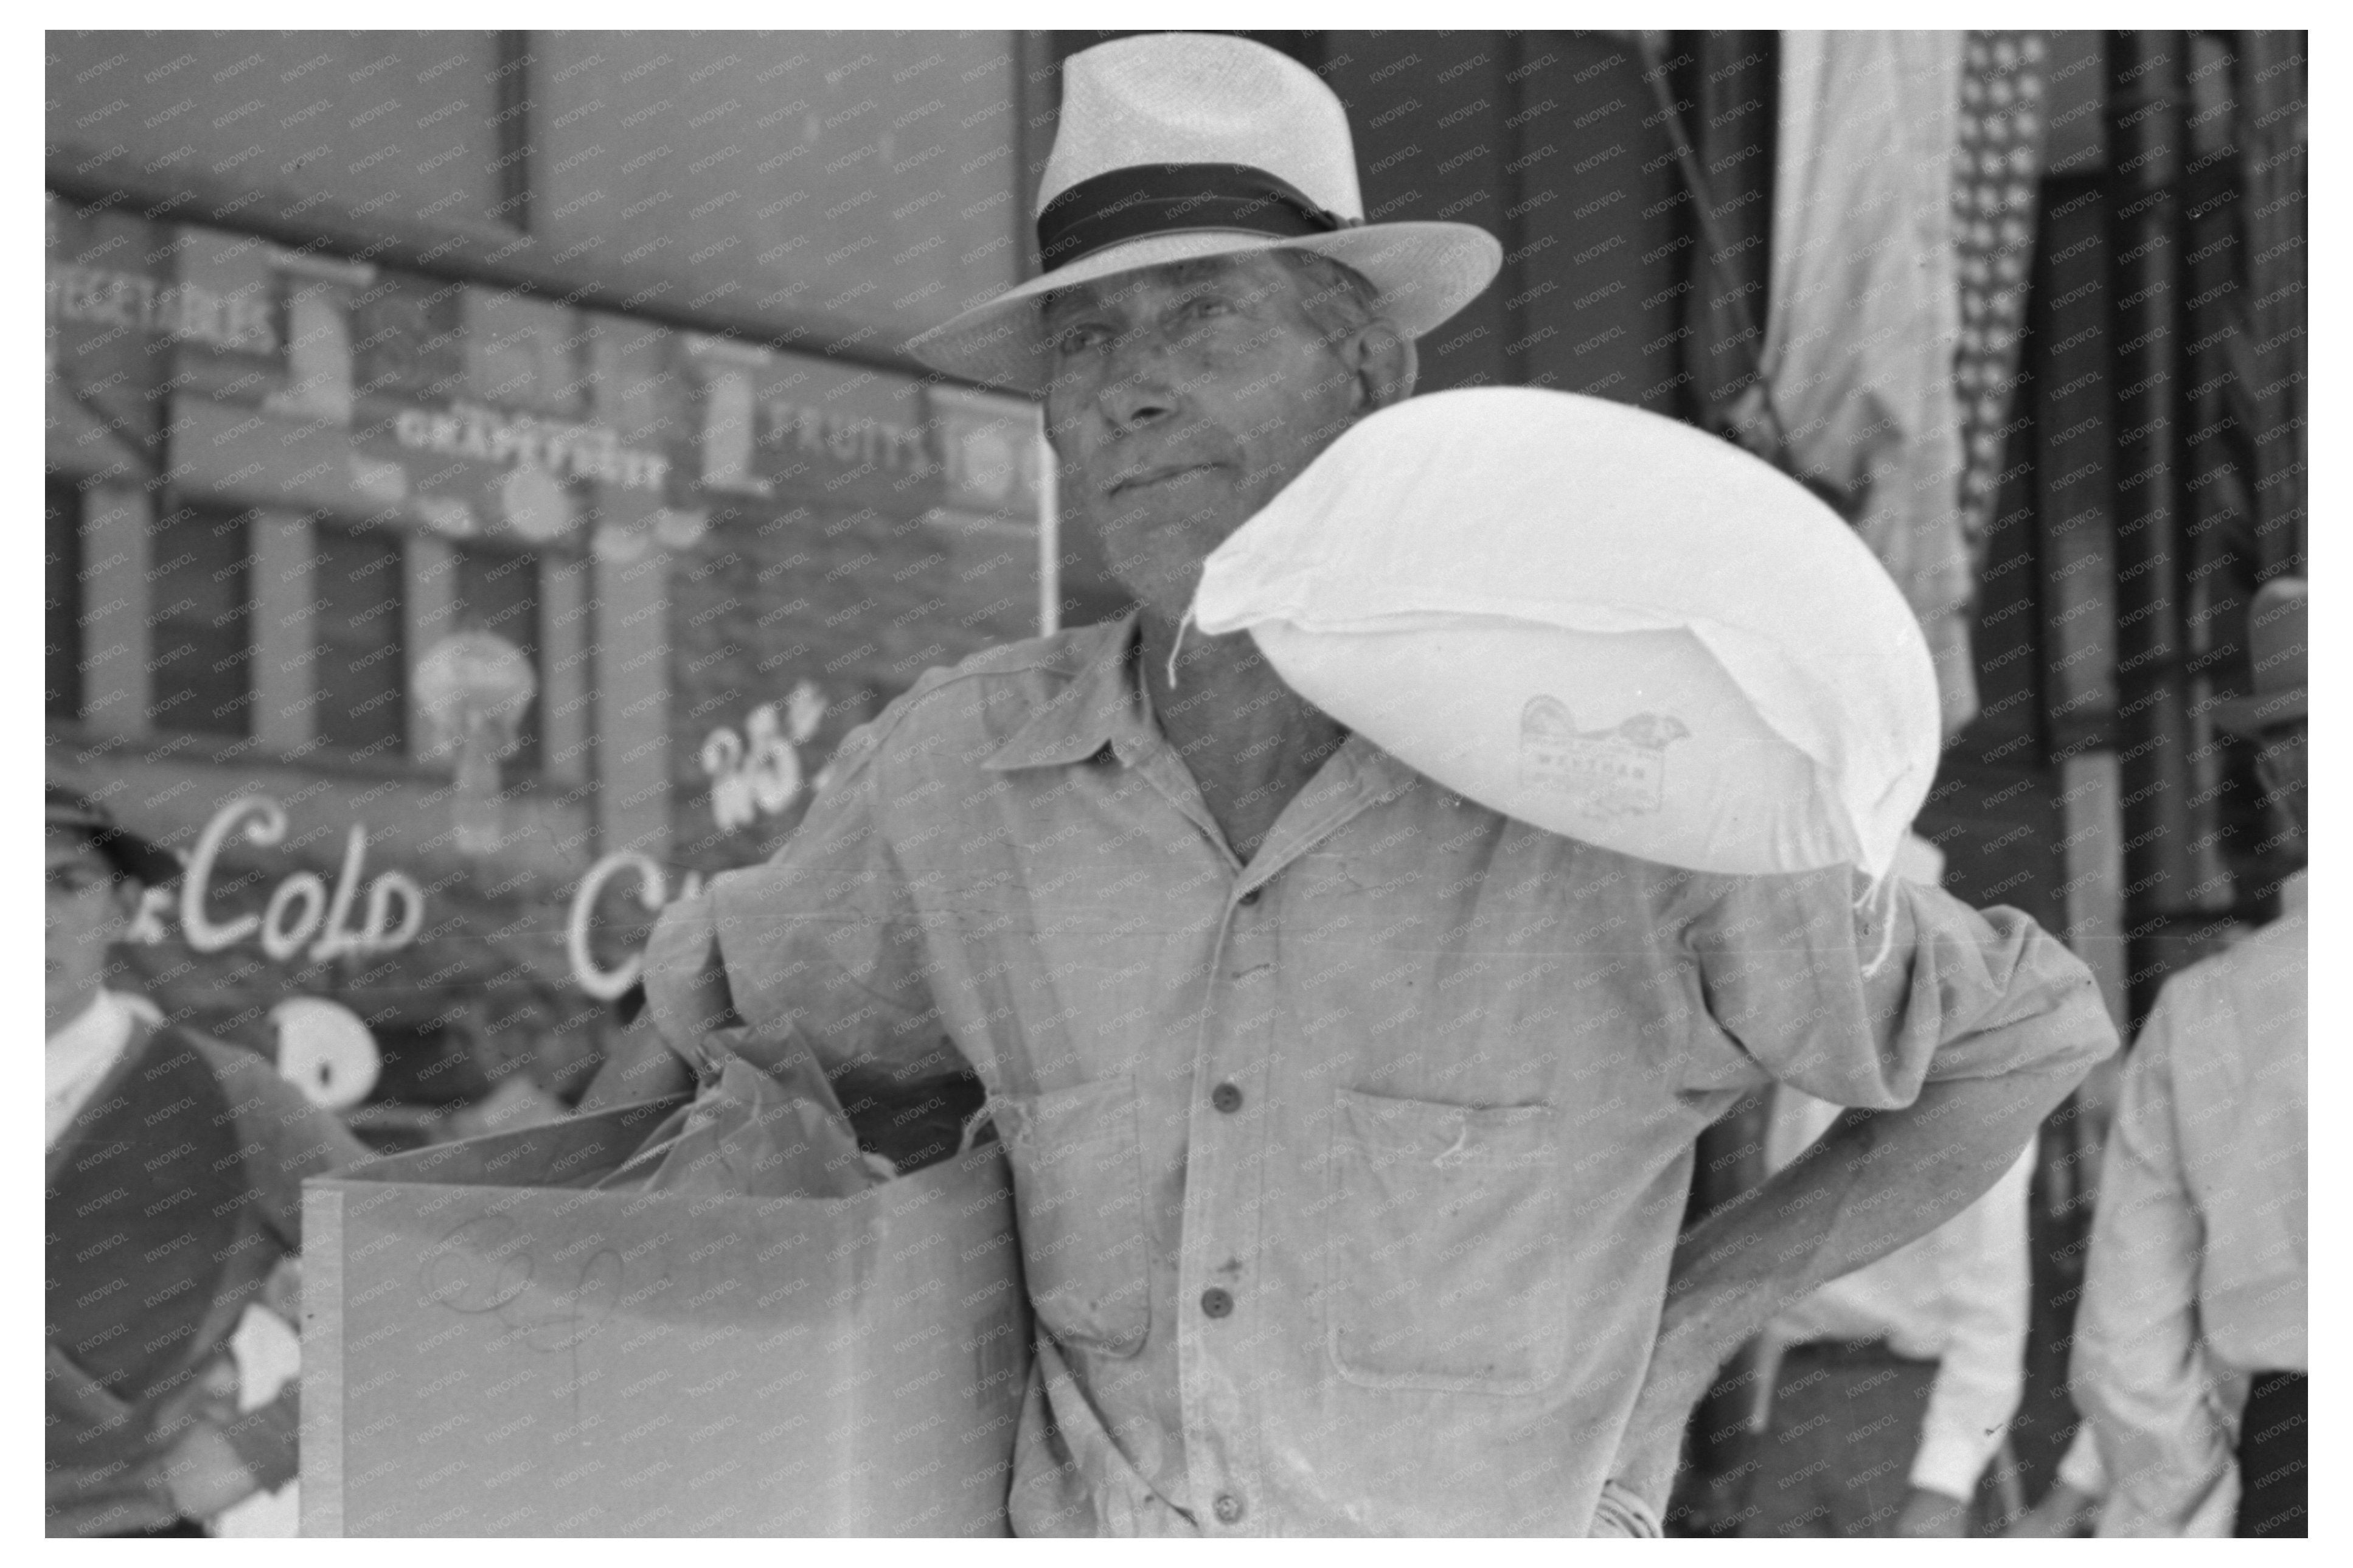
xmin=46 ymin=826 xmax=133 ymax=1033
xmin=1041 ymin=252 xmax=1367 ymax=625
xmin=2254 ymin=720 xmax=2307 ymax=839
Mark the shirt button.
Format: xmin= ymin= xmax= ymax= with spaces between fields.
xmin=1211 ymin=1082 xmax=1243 ymax=1114
xmin=1236 ymin=886 xmax=1261 ymax=907
xmin=1214 ymin=1492 xmax=1244 ymax=1525
xmin=1200 ymin=1287 xmax=1234 ymax=1319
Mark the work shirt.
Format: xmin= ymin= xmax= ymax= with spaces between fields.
xmin=653 ymin=612 xmax=2113 ymax=1536
xmin=1760 ymin=1086 xmax=2035 ymax=1499
xmin=46 ymin=991 xmax=136 ymax=1147
xmin=2071 ymin=874 xmax=2307 ymax=1537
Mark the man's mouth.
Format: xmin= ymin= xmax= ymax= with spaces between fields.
xmin=1110 ymin=462 xmax=1220 ymax=494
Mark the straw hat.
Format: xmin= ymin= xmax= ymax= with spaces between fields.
xmin=905 ymin=33 xmax=1503 ymax=393
xmin=2211 ymin=575 xmax=2307 ymax=735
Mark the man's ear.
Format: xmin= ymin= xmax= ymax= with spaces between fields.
xmin=1345 ymin=319 xmax=1417 ymax=412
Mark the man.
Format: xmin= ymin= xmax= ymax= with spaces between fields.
xmin=647 ymin=32 xmax=2115 ymax=1535
xmin=46 ymin=785 xmax=369 ymax=1536
xmin=1739 ymin=1082 xmax=2034 ymax=1537
xmin=2066 ymin=577 xmax=2309 ymax=1538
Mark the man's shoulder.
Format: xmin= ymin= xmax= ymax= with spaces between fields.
xmin=174 ymin=1029 xmax=305 ymax=1122
xmin=857 ymin=620 xmax=1125 ymax=767
xmin=2152 ymin=911 xmax=2304 ymax=1022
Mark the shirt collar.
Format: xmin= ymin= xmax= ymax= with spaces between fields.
xmin=984 ymin=610 xmax=1158 ymax=772
xmin=49 ymin=990 xmax=127 ymax=1055
xmin=47 ymin=991 xmax=134 ymax=1109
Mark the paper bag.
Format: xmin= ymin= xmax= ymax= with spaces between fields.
xmin=638 ymin=1038 xmax=886 ymax=1200
xmin=301 ymin=1095 xmax=1031 ymax=1535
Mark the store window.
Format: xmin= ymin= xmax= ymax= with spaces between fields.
xmin=452 ymin=540 xmax=543 ymax=776
xmin=315 ymin=524 xmax=407 ymax=759
xmin=148 ymin=501 xmax=253 ymax=738
xmin=46 ymin=474 xmax=82 ymax=722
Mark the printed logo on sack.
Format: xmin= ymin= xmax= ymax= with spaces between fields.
xmin=1518 ymin=697 xmax=1689 ymax=819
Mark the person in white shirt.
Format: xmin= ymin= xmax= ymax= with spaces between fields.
xmin=2061 ymin=578 xmax=2308 ymax=1538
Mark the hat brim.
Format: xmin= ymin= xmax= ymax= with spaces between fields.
xmin=2209 ymin=688 xmax=2306 ymax=737
xmin=47 ymin=799 xmax=182 ymax=887
xmin=906 ymin=221 xmax=1504 ymax=394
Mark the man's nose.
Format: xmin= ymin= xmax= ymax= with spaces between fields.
xmin=1096 ymin=333 xmax=1182 ymax=431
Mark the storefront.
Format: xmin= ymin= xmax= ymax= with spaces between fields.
xmin=46 ymin=192 xmax=1051 ymax=1128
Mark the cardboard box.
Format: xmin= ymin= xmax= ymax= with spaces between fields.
xmin=302 ymin=1098 xmax=1030 ymax=1535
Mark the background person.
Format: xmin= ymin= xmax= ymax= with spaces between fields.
xmin=2066 ymin=577 xmax=2309 ymax=1538
xmin=45 ymin=785 xmax=369 ymax=1537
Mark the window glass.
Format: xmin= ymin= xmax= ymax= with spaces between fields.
xmin=315 ymin=524 xmax=407 ymax=760
xmin=45 ymin=35 xmax=509 ymax=230
xmin=46 ymin=475 xmax=82 ymax=721
xmin=452 ymin=542 xmax=542 ymax=776
xmin=148 ymin=502 xmax=252 ymax=737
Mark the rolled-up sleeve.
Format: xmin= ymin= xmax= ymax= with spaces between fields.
xmin=2072 ymin=993 xmax=2241 ymax=1536
xmin=644 ymin=707 xmax=963 ymax=1129
xmin=1678 ymin=869 xmax=2116 ymax=1107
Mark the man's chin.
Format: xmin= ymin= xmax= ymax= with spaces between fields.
xmin=1101 ymin=568 xmax=1204 ymax=632
xmin=1096 ymin=493 xmax=1234 ymax=540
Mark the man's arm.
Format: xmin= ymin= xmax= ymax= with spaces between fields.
xmin=47 ymin=1344 xmax=181 ymax=1536
xmin=1607 ymin=875 xmax=2116 ymax=1517
xmin=2070 ymin=994 xmax=2241 ymax=1536
xmin=1896 ymin=1140 xmax=2036 ymax=1535
xmin=643 ymin=704 xmax=970 ymax=1156
xmin=203 ymin=1042 xmax=372 ymax=1249
xmin=1615 ymin=1067 xmax=2079 ymax=1509
xmin=46 ymin=1343 xmax=263 ymax=1533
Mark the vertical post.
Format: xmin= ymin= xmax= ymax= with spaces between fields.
xmin=541 ymin=554 xmax=591 ymax=786
xmin=1036 ymin=430 xmax=1059 ymax=637
xmin=251 ymin=510 xmax=317 ymax=757
xmin=2237 ymin=32 xmax=2307 ymax=577
xmin=2058 ymin=753 xmax=2128 ymax=1026
xmin=1010 ymin=33 xmax=1061 ymax=282
xmin=2105 ymin=31 xmax=2192 ymax=1027
xmin=81 ymin=483 xmax=150 ymax=740
xmin=493 ymin=31 xmax=534 ymax=232
xmin=406 ymin=535 xmax=457 ymax=767
xmin=1495 ymin=30 xmax=1528 ymax=385
xmin=594 ymin=539 xmax=672 ymax=858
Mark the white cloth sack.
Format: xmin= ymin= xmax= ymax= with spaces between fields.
xmin=1190 ymin=387 xmax=1941 ymax=879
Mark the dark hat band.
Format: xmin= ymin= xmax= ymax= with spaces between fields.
xmin=47 ymin=786 xmax=183 ymax=886
xmin=1036 ymin=162 xmax=1355 ymax=272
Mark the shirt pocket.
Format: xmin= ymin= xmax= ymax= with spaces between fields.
xmin=995 ymin=1073 xmax=1152 ymax=1358
xmin=1325 ymin=1088 xmax=1567 ymax=1395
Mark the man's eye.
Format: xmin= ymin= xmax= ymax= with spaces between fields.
xmin=1184 ymin=296 xmax=1235 ymax=321
xmin=1054 ymin=324 xmax=1111 ymax=356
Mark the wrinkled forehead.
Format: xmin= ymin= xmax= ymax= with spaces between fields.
xmin=1039 ymin=252 xmax=1296 ymax=324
